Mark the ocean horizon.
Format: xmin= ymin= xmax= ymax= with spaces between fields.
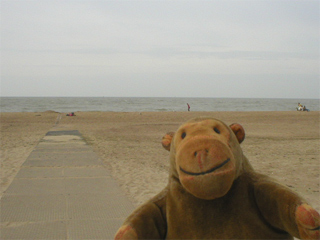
xmin=0 ymin=97 xmax=319 ymax=113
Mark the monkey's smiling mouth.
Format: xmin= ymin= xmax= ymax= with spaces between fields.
xmin=179 ymin=158 xmax=230 ymax=176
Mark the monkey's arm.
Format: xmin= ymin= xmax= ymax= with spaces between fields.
xmin=115 ymin=188 xmax=167 ymax=240
xmin=254 ymin=175 xmax=319 ymax=239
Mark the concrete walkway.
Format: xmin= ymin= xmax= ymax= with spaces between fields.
xmin=0 ymin=128 xmax=135 ymax=239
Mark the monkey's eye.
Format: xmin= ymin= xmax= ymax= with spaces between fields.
xmin=181 ymin=132 xmax=186 ymax=139
xmin=214 ymin=127 xmax=220 ymax=134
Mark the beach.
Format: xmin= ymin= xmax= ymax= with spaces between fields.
xmin=1 ymin=111 xmax=319 ymax=212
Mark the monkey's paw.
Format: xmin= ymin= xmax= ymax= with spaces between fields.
xmin=296 ymin=203 xmax=320 ymax=240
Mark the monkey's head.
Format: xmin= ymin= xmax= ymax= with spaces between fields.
xmin=162 ymin=117 xmax=249 ymax=200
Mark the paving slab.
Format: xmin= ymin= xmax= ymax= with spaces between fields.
xmin=27 ymin=151 xmax=99 ymax=160
xmin=33 ymin=147 xmax=92 ymax=152
xmin=67 ymin=193 xmax=133 ymax=220
xmin=68 ymin=219 xmax=125 ymax=240
xmin=15 ymin=167 xmax=64 ymax=178
xmin=0 ymin=128 xmax=135 ymax=239
xmin=45 ymin=130 xmax=81 ymax=136
xmin=1 ymin=195 xmax=67 ymax=222
xmin=22 ymin=153 xmax=104 ymax=167
xmin=64 ymin=167 xmax=110 ymax=177
xmin=4 ymin=178 xmax=66 ymax=195
xmin=1 ymin=221 xmax=67 ymax=240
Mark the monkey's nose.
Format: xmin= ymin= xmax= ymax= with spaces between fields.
xmin=194 ymin=149 xmax=209 ymax=157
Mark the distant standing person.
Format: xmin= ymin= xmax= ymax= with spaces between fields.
xmin=187 ymin=103 xmax=190 ymax=111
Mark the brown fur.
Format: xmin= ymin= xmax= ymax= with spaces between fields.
xmin=115 ymin=117 xmax=319 ymax=239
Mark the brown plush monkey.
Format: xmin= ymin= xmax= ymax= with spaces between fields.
xmin=115 ymin=117 xmax=319 ymax=239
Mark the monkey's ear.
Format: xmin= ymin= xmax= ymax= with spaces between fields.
xmin=161 ymin=132 xmax=175 ymax=151
xmin=229 ymin=123 xmax=245 ymax=144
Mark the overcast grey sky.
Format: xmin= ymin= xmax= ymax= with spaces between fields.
xmin=1 ymin=0 xmax=319 ymax=98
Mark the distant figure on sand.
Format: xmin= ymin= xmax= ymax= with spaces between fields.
xmin=66 ymin=112 xmax=75 ymax=116
xmin=296 ymin=103 xmax=309 ymax=112
xmin=187 ymin=103 xmax=190 ymax=111
xmin=303 ymin=106 xmax=310 ymax=112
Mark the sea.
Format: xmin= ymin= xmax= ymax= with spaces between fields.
xmin=0 ymin=97 xmax=319 ymax=113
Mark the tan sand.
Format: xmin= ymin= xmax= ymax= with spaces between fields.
xmin=1 ymin=111 xmax=319 ymax=212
